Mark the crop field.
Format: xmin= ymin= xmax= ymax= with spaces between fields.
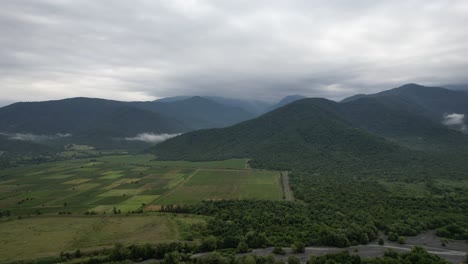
xmin=155 ymin=169 xmax=283 ymax=205
xmin=0 ymin=213 xmax=204 ymax=262
xmin=0 ymin=154 xmax=281 ymax=215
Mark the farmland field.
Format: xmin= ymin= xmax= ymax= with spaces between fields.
xmin=0 ymin=154 xmax=284 ymax=262
xmin=0 ymin=213 xmax=204 ymax=262
xmin=155 ymin=169 xmax=282 ymax=205
xmin=0 ymin=154 xmax=281 ymax=215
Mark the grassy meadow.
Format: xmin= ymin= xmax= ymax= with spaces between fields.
xmin=0 ymin=213 xmax=204 ymax=262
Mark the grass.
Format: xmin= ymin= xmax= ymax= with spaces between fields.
xmin=0 ymin=213 xmax=205 ymax=262
xmin=155 ymin=169 xmax=283 ymax=205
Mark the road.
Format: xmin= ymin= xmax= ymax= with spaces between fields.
xmin=281 ymin=171 xmax=294 ymax=201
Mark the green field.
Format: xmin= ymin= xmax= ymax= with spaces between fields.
xmin=155 ymin=169 xmax=282 ymax=205
xmin=0 ymin=154 xmax=284 ymax=261
xmin=0 ymin=154 xmax=281 ymax=215
xmin=0 ymin=213 xmax=204 ymax=262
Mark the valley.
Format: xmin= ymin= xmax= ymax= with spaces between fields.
xmin=1 ymin=84 xmax=468 ymax=264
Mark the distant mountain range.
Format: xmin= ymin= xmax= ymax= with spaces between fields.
xmin=3 ymin=83 xmax=468 ymax=161
xmin=0 ymin=94 xmax=306 ymax=152
xmin=152 ymin=84 xmax=468 ymax=171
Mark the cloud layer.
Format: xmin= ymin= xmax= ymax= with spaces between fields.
xmin=1 ymin=1 xmax=468 ymax=102
xmin=125 ymin=133 xmax=181 ymax=144
xmin=4 ymin=133 xmax=71 ymax=142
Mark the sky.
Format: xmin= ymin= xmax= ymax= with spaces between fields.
xmin=1 ymin=0 xmax=468 ymax=105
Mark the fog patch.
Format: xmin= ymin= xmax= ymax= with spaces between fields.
xmin=5 ymin=133 xmax=72 ymax=142
xmin=442 ymin=113 xmax=467 ymax=132
xmin=125 ymin=133 xmax=181 ymax=144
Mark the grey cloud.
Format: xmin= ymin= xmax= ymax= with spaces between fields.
xmin=1 ymin=0 xmax=468 ymax=102
xmin=442 ymin=113 xmax=467 ymax=132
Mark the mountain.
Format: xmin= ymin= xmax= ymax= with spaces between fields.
xmin=341 ymin=84 xmax=468 ymax=122
xmin=338 ymin=97 xmax=468 ymax=151
xmin=154 ymin=96 xmax=272 ymax=115
xmin=0 ymin=98 xmax=188 ymax=148
xmin=266 ymin=95 xmax=306 ymax=112
xmin=130 ymin=97 xmax=255 ymax=130
xmin=340 ymin=94 xmax=366 ymax=103
xmin=151 ymin=98 xmax=408 ymax=171
xmin=154 ymin=96 xmax=191 ymax=102
xmin=204 ymin=97 xmax=271 ymax=116
xmin=444 ymin=84 xmax=468 ymax=91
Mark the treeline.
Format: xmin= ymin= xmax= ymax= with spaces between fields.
xmin=17 ymin=244 xmax=455 ymax=264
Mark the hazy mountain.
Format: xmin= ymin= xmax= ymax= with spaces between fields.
xmin=341 ymin=84 xmax=468 ymax=122
xmin=205 ymin=97 xmax=271 ymax=116
xmin=130 ymin=96 xmax=256 ymax=129
xmin=339 ymin=97 xmax=468 ymax=151
xmin=154 ymin=95 xmax=273 ymax=115
xmin=154 ymin=96 xmax=191 ymax=102
xmin=151 ymin=98 xmax=407 ymax=171
xmin=340 ymin=94 xmax=366 ymax=103
xmin=444 ymin=84 xmax=468 ymax=91
xmin=266 ymin=95 xmax=306 ymax=112
xmin=0 ymin=97 xmax=187 ymax=138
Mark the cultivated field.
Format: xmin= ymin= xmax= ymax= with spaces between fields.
xmin=156 ymin=169 xmax=283 ymax=205
xmin=0 ymin=154 xmax=280 ymax=215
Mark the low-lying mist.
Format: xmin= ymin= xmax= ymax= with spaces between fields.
xmin=125 ymin=133 xmax=181 ymax=144
xmin=442 ymin=113 xmax=467 ymax=132
xmin=1 ymin=132 xmax=72 ymax=142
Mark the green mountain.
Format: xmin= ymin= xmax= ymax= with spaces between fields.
xmin=342 ymin=84 xmax=468 ymax=121
xmin=338 ymin=97 xmax=468 ymax=151
xmin=151 ymin=98 xmax=409 ymax=171
xmin=0 ymin=97 xmax=187 ymax=137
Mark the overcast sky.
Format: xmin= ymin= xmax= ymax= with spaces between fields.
xmin=1 ymin=0 xmax=468 ymax=104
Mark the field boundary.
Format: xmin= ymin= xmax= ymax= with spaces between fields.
xmin=153 ymin=169 xmax=200 ymax=204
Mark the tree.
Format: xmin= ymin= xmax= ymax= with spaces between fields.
xmin=292 ymin=241 xmax=305 ymax=253
xmin=201 ymin=235 xmax=217 ymax=251
xmin=163 ymin=251 xmax=181 ymax=264
xmin=359 ymin=233 xmax=369 ymax=245
xmin=288 ymin=256 xmax=300 ymax=264
xmin=202 ymin=252 xmax=228 ymax=264
xmin=388 ymin=232 xmax=398 ymax=242
xmin=74 ymin=249 xmax=82 ymax=258
xmin=237 ymin=241 xmax=249 ymax=253
xmin=378 ymin=238 xmax=384 ymax=245
xmin=239 ymin=255 xmax=256 ymax=264
xmin=398 ymin=236 xmax=406 ymax=244
xmin=109 ymin=243 xmax=130 ymax=261
xmin=273 ymin=246 xmax=286 ymax=255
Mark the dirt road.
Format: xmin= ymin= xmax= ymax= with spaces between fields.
xmin=281 ymin=171 xmax=294 ymax=201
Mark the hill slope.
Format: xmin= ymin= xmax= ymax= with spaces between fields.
xmin=342 ymin=84 xmax=468 ymax=122
xmin=151 ymin=98 xmax=409 ymax=171
xmin=338 ymin=97 xmax=468 ymax=151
